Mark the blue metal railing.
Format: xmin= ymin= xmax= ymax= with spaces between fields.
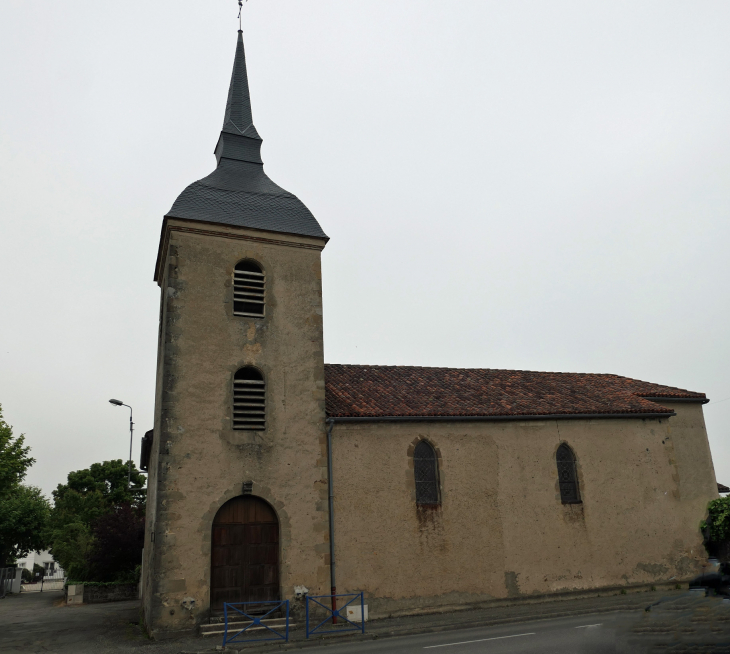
xmin=222 ymin=600 xmax=290 ymax=646
xmin=306 ymin=592 xmax=365 ymax=638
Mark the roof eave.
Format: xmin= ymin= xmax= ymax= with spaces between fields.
xmin=640 ymin=396 xmax=709 ymax=404
xmin=154 ymin=214 xmax=329 ymax=284
xmin=325 ymin=412 xmax=676 ymax=423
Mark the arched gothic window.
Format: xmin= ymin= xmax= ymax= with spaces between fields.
xmin=414 ymin=440 xmax=440 ymax=505
xmin=233 ymin=367 xmax=266 ymax=431
xmin=556 ymin=443 xmax=580 ymax=504
xmin=233 ymin=260 xmax=265 ymax=317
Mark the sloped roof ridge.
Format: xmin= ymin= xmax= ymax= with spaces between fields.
xmin=323 ymin=363 xmax=703 ymax=393
xmin=323 ymin=363 xmax=706 ymax=420
xmin=326 ymin=363 xmax=618 ymax=374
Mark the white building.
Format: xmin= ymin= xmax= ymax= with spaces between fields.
xmin=15 ymin=550 xmax=64 ymax=577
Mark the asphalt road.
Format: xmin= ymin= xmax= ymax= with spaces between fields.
xmin=2 ymin=590 xmax=727 ymax=653
xmin=0 ymin=591 xmax=632 ymax=653
xmin=0 ymin=591 xmax=143 ymax=654
xmin=294 ymin=613 xmax=631 ymax=654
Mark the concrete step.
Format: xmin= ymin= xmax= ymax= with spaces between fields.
xmin=200 ymin=619 xmax=294 ymax=636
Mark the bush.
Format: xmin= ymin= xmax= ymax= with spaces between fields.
xmin=701 ymin=496 xmax=730 ymax=559
xmin=702 ymin=497 xmax=730 ymax=542
xmin=20 ymin=564 xmax=45 ymax=583
xmin=87 ymin=503 xmax=144 ymax=582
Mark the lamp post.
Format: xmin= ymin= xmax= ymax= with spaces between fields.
xmin=109 ymin=399 xmax=133 ymax=488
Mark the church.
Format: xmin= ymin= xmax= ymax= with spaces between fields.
xmin=140 ymin=27 xmax=719 ymax=638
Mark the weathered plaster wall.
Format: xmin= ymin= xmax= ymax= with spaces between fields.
xmin=143 ymin=219 xmax=329 ymax=637
xmin=329 ymin=426 xmax=503 ymax=614
xmin=141 ymin=220 xmax=719 ymax=632
xmin=331 ymin=405 xmax=716 ymax=616
xmin=661 ymin=402 xmax=717 ymax=502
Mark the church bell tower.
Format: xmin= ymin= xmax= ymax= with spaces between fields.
xmin=142 ymin=28 xmax=330 ymax=637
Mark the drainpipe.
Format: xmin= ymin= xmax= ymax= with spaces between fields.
xmin=326 ymin=418 xmax=337 ymax=623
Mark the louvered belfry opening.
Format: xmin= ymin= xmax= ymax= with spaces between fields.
xmin=233 ymin=367 xmax=266 ymax=431
xmin=233 ymin=260 xmax=265 ymax=317
xmin=414 ymin=440 xmax=440 ymax=505
xmin=556 ymin=443 xmax=581 ymax=504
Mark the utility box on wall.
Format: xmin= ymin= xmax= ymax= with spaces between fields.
xmin=10 ymin=568 xmax=22 ymax=595
xmin=346 ymin=604 xmax=369 ymax=622
xmin=67 ymin=584 xmax=84 ymax=605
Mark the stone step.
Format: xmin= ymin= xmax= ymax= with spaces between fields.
xmin=200 ymin=620 xmax=293 ymax=636
xmin=206 ymin=611 xmax=286 ymax=624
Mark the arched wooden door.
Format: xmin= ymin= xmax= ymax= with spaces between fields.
xmin=211 ymin=496 xmax=279 ymax=610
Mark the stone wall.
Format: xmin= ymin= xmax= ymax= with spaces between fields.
xmin=330 ymin=402 xmax=717 ymax=616
xmin=84 ymin=583 xmax=138 ymax=604
xmin=67 ymin=583 xmax=138 ymax=604
xmin=143 ymin=220 xmax=329 ymax=637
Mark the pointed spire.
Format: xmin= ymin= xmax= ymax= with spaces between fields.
xmin=214 ymin=30 xmax=263 ymax=165
xmin=222 ymin=30 xmax=261 ymax=140
xmin=161 ymin=26 xmax=329 ymax=257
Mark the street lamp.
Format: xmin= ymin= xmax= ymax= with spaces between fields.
xmin=108 ymin=399 xmax=133 ymax=488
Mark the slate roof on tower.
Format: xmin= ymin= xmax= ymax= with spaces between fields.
xmin=324 ymin=364 xmax=708 ymax=420
xmin=164 ymin=31 xmax=327 ymax=241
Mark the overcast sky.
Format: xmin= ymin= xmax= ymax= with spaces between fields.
xmin=1 ymin=0 xmax=728 ymax=498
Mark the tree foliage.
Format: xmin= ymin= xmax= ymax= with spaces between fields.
xmin=0 ymin=405 xmax=49 ymax=565
xmin=51 ymin=459 xmax=145 ymax=526
xmin=87 ymin=503 xmax=145 ymax=582
xmin=48 ymin=521 xmax=94 ymax=581
xmin=0 ymin=484 xmax=51 ymax=566
xmin=702 ymin=496 xmax=730 ymax=543
xmin=48 ymin=460 xmax=146 ymax=581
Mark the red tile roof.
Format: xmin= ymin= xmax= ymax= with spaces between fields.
xmin=324 ymin=364 xmax=706 ymax=420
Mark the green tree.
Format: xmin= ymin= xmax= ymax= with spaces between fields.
xmin=0 ymin=406 xmax=35 ymax=495
xmin=51 ymin=459 xmax=145 ymax=525
xmin=48 ymin=460 xmax=145 ymax=579
xmin=0 ymin=405 xmax=50 ymax=565
xmin=0 ymin=484 xmax=51 ymax=566
xmin=87 ymin=503 xmax=145 ymax=582
xmin=48 ymin=522 xmax=94 ymax=581
xmin=702 ymin=496 xmax=730 ymax=543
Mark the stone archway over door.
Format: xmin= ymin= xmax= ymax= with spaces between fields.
xmin=211 ymin=496 xmax=279 ymax=610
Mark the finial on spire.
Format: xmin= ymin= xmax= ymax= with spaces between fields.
xmin=238 ymin=0 xmax=244 ymax=31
